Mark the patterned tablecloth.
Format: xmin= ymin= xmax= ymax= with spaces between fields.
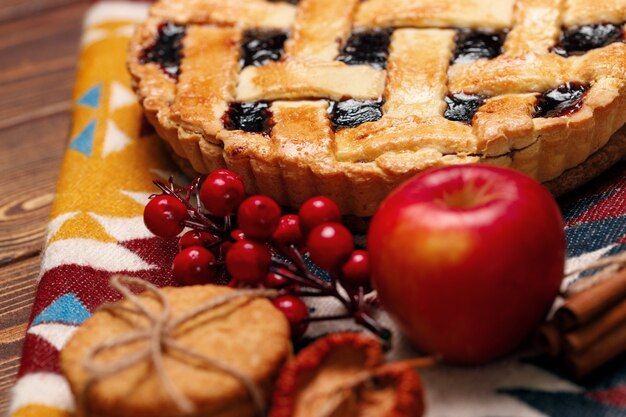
xmin=8 ymin=2 xmax=626 ymax=416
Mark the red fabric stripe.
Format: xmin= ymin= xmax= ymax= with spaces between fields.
xmin=17 ymin=335 xmax=62 ymax=377
xmin=587 ymin=385 xmax=626 ymax=407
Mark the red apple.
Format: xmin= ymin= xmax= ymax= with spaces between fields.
xmin=368 ymin=165 xmax=565 ymax=364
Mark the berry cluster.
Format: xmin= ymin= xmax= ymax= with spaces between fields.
xmin=143 ymin=170 xmax=390 ymax=343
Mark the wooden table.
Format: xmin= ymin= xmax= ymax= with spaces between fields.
xmin=0 ymin=1 xmax=89 ymax=412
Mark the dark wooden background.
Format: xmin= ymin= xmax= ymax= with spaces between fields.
xmin=0 ymin=0 xmax=89 ymax=412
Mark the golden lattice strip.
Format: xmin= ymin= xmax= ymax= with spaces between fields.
xmin=504 ymin=0 xmax=563 ymax=55
xmin=383 ymin=28 xmax=455 ymax=118
xmin=236 ymin=61 xmax=386 ymax=102
xmin=152 ymin=0 xmax=296 ymax=29
xmin=271 ymin=101 xmax=334 ymax=204
xmin=376 ymin=149 xmax=480 ymax=176
xmin=571 ymin=43 xmax=626 ymax=81
xmin=284 ymin=0 xmax=360 ymax=61
xmin=170 ymin=26 xmax=241 ymax=139
xmin=472 ymin=94 xmax=538 ymax=156
xmin=335 ymin=117 xmax=477 ymax=162
xmin=355 ymin=0 xmax=515 ymax=29
xmin=271 ymin=101 xmax=334 ymax=162
xmin=563 ymin=0 xmax=626 ymax=26
xmin=448 ymin=54 xmax=569 ymax=95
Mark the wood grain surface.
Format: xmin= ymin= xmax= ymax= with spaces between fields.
xmin=0 ymin=1 xmax=88 ymax=412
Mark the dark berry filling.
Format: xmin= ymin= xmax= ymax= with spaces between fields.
xmin=223 ymin=102 xmax=272 ymax=134
xmin=140 ymin=22 xmax=186 ymax=79
xmin=452 ymin=30 xmax=506 ymax=64
xmin=534 ymin=83 xmax=589 ymax=118
xmin=240 ymin=30 xmax=288 ymax=68
xmin=337 ymin=29 xmax=393 ymax=70
xmin=328 ymin=99 xmax=384 ymax=130
xmin=444 ymin=93 xmax=485 ymax=124
xmin=552 ymin=23 xmax=624 ymax=56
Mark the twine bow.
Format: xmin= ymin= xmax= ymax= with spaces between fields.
xmin=81 ymin=275 xmax=278 ymax=415
xmin=564 ymin=251 xmax=626 ymax=295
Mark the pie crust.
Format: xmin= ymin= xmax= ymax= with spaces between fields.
xmin=128 ymin=0 xmax=626 ymax=216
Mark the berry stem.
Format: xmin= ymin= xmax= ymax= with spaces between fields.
xmin=271 ymin=267 xmax=326 ymax=290
xmin=290 ymin=290 xmax=330 ymax=297
xmin=271 ymin=255 xmax=299 ymax=273
xmin=154 ymin=178 xmax=221 ymax=233
xmin=330 ymin=282 xmax=355 ymax=313
xmin=181 ymin=219 xmax=221 ymax=233
xmin=192 ymin=177 xmax=203 ymax=208
xmin=147 ymin=173 xmax=392 ymax=345
xmin=284 ymin=246 xmax=331 ymax=289
xmin=356 ymin=311 xmax=392 ymax=345
xmin=224 ymin=215 xmax=232 ymax=233
xmin=304 ymin=313 xmax=352 ymax=322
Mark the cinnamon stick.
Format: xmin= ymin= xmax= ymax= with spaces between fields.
xmin=564 ymin=319 xmax=626 ymax=378
xmin=564 ymin=297 xmax=626 ymax=353
xmin=536 ymin=323 xmax=563 ymax=357
xmin=554 ymin=268 xmax=626 ymax=330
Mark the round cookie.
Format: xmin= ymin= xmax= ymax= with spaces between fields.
xmin=61 ymin=284 xmax=291 ymax=417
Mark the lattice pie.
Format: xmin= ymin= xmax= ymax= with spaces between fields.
xmin=128 ymin=0 xmax=626 ymax=215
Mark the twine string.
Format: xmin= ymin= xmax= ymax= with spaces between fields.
xmin=80 ymin=275 xmax=277 ymax=415
xmin=564 ymin=251 xmax=626 ymax=295
xmin=166 ymin=288 xmax=275 ymax=331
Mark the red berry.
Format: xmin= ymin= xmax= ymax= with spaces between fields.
xmin=264 ymin=272 xmax=289 ymax=288
xmin=298 ymin=196 xmax=341 ymax=236
xmin=307 ymin=223 xmax=354 ymax=270
xmin=200 ymin=170 xmax=245 ymax=217
xmin=178 ymin=230 xmax=220 ymax=251
xmin=340 ymin=250 xmax=372 ymax=294
xmin=225 ymin=240 xmax=271 ymax=284
xmin=237 ymin=196 xmax=281 ymax=241
xmin=231 ymin=229 xmax=247 ymax=241
xmin=272 ymin=295 xmax=309 ymax=339
xmin=144 ymin=195 xmax=188 ymax=237
xmin=272 ymin=214 xmax=304 ymax=247
xmin=172 ymin=246 xmax=217 ymax=285
xmin=210 ymin=169 xmax=243 ymax=181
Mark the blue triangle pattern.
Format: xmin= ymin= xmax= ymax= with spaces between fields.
xmin=77 ymin=84 xmax=101 ymax=108
xmin=565 ymin=215 xmax=626 ymax=257
xmin=500 ymin=389 xmax=622 ymax=417
xmin=68 ymin=120 xmax=96 ymax=156
xmin=31 ymin=293 xmax=91 ymax=326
